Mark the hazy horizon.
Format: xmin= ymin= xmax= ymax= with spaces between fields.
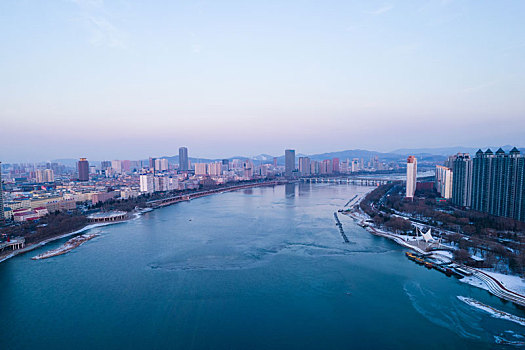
xmin=2 ymin=0 xmax=525 ymax=163
xmin=3 ymin=144 xmax=525 ymax=164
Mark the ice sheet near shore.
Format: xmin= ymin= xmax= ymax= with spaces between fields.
xmin=1 ymin=210 xmax=145 ymax=264
xmin=459 ymin=276 xmax=490 ymax=292
xmin=32 ymin=234 xmax=99 ymax=260
xmin=458 ymin=296 xmax=525 ymax=327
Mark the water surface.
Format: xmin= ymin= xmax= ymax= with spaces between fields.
xmin=1 ymin=183 xmax=523 ymax=349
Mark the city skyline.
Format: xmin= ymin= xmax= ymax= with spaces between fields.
xmin=3 ymin=144 xmax=525 ymax=165
xmin=2 ymin=1 xmax=525 ymax=347
xmin=2 ymin=1 xmax=525 ymax=162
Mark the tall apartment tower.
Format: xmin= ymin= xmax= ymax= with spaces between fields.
xmin=435 ymin=165 xmax=453 ymax=199
xmin=471 ymin=148 xmax=525 ymax=221
xmin=332 ymin=158 xmax=340 ymax=173
xmin=451 ymin=153 xmax=473 ymax=207
xmin=139 ymin=174 xmax=155 ymax=193
xmin=285 ymin=149 xmax=296 ymax=179
xmin=298 ymin=157 xmax=311 ymax=176
xmin=78 ymin=158 xmax=90 ymax=182
xmin=406 ymin=156 xmax=417 ymax=199
xmin=179 ymin=147 xmax=189 ymax=171
xmin=0 ymin=161 xmax=4 ymax=222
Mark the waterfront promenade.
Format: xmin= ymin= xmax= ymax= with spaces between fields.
xmin=344 ymin=192 xmax=525 ymax=308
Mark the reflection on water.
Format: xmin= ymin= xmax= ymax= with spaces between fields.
xmin=285 ymin=182 xmax=295 ymax=197
xmin=298 ymin=182 xmax=311 ymax=196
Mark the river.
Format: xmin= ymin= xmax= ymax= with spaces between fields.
xmin=0 ymin=183 xmax=523 ymax=349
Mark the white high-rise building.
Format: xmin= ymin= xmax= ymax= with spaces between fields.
xmin=351 ymin=159 xmax=360 ymax=172
xmin=35 ymin=169 xmax=55 ymax=183
xmin=406 ymin=156 xmax=417 ymax=199
xmin=298 ymin=157 xmax=311 ymax=176
xmin=435 ymin=165 xmax=453 ymax=199
xmin=139 ymin=174 xmax=154 ymax=193
xmin=155 ymin=158 xmax=169 ymax=172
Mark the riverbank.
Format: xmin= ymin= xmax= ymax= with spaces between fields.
xmin=0 ymin=182 xmax=282 ymax=265
xmin=343 ymin=189 xmax=525 ymax=307
xmin=0 ymin=219 xmax=130 ymax=264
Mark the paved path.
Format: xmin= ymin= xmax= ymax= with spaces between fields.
xmin=343 ymin=204 xmax=525 ymax=307
xmin=465 ymin=267 xmax=525 ymax=307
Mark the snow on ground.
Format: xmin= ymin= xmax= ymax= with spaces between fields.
xmin=471 ymin=254 xmax=484 ymax=262
xmin=460 ymin=275 xmax=490 ymax=292
xmin=481 ymin=270 xmax=525 ymax=295
xmin=433 ymin=250 xmax=453 ymax=259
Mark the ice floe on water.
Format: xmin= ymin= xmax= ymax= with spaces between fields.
xmin=149 ymin=237 xmax=389 ymax=272
xmin=458 ymin=296 xmax=525 ymax=327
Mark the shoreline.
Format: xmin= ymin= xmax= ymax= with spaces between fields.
xmin=0 ymin=219 xmax=129 ymax=264
xmin=344 ymin=188 xmax=525 ymax=307
xmin=0 ymin=182 xmax=282 ymax=264
xmin=32 ymin=233 xmax=99 ymax=260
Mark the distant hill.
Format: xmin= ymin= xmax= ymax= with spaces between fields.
xmin=153 ymin=149 xmax=447 ymax=166
xmin=391 ymin=145 xmax=525 ymax=157
xmin=54 ymin=146 xmax=525 ymax=168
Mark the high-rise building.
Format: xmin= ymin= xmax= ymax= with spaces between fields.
xmin=332 ymin=158 xmax=340 ymax=173
xmin=149 ymin=157 xmax=156 ymax=171
xmin=155 ymin=158 xmax=169 ymax=172
xmin=243 ymin=159 xmax=254 ymax=177
xmin=435 ymin=165 xmax=453 ymax=199
xmin=194 ymin=163 xmax=208 ymax=175
xmin=208 ymin=162 xmax=223 ymax=176
xmin=35 ymin=169 xmax=55 ymax=183
xmin=351 ymin=158 xmax=360 ymax=172
xmin=221 ymin=159 xmax=229 ymax=171
xmin=285 ymin=149 xmax=295 ymax=178
xmin=0 ymin=161 xmax=4 ymax=222
xmin=310 ymin=160 xmax=320 ymax=175
xmin=179 ymin=147 xmax=189 ymax=171
xmin=101 ymin=161 xmax=111 ymax=171
xmin=471 ymin=148 xmax=525 ymax=221
xmin=111 ymin=160 xmax=122 ymax=174
xmin=406 ymin=156 xmax=417 ymax=199
xmin=451 ymin=153 xmax=473 ymax=207
xmin=320 ymin=159 xmax=332 ymax=174
xmin=298 ymin=157 xmax=311 ymax=176
xmin=139 ymin=174 xmax=155 ymax=193
xmin=121 ymin=160 xmax=131 ymax=173
xmin=78 ymin=158 xmax=89 ymax=182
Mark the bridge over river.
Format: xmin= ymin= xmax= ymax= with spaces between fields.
xmin=299 ymin=177 xmax=397 ymax=186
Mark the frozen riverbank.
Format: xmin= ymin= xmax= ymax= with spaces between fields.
xmin=344 ymin=189 xmax=525 ymax=307
xmin=0 ymin=209 xmax=148 ymax=264
xmin=32 ymin=234 xmax=99 ymax=260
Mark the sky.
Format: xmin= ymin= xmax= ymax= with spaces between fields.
xmin=1 ymin=0 xmax=524 ymax=162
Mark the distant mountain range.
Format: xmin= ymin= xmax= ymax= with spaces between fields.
xmin=50 ymin=145 xmax=524 ymax=167
xmin=390 ymin=145 xmax=525 ymax=157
